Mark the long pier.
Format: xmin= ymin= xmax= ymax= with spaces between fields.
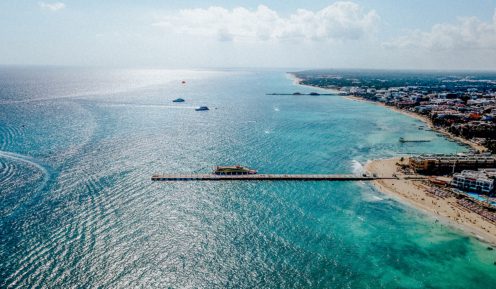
xmin=266 ymin=93 xmax=333 ymax=96
xmin=151 ymin=174 xmax=411 ymax=182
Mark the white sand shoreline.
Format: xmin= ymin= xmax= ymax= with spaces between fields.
xmin=366 ymin=158 xmax=496 ymax=246
xmin=291 ymin=75 xmax=496 ymax=246
xmin=289 ymin=73 xmax=487 ymax=152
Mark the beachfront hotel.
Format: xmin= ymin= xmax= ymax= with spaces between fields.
xmin=409 ymin=154 xmax=496 ymax=175
xmin=451 ymin=169 xmax=496 ymax=194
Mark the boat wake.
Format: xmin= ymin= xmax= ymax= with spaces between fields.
xmin=0 ymin=125 xmax=24 ymax=151
xmin=0 ymin=150 xmax=48 ymax=175
xmin=0 ymin=150 xmax=51 ymax=197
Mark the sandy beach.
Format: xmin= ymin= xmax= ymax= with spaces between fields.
xmin=366 ymin=158 xmax=496 ymax=246
xmin=289 ymin=74 xmax=488 ymax=152
xmin=287 ymin=73 xmax=341 ymax=94
xmin=291 ymin=76 xmax=496 ymax=245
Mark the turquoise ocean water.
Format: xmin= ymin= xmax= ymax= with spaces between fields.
xmin=0 ymin=67 xmax=495 ymax=288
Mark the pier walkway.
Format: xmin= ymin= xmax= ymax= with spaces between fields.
xmin=151 ymin=174 xmax=425 ymax=182
xmin=266 ymin=93 xmax=333 ymax=96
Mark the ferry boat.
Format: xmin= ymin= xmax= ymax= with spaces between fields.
xmin=173 ymin=98 xmax=185 ymax=103
xmin=195 ymin=106 xmax=209 ymax=111
xmin=213 ymin=165 xmax=257 ymax=175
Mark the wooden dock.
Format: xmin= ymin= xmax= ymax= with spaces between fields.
xmin=151 ymin=174 xmax=404 ymax=182
xmin=266 ymin=93 xmax=334 ymax=96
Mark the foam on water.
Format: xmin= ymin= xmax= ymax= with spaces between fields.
xmin=362 ymin=191 xmax=386 ymax=203
xmin=351 ymin=159 xmax=365 ymax=175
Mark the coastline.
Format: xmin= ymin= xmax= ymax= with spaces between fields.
xmin=289 ymin=72 xmax=487 ymax=152
xmin=344 ymin=95 xmax=488 ymax=153
xmin=365 ymin=158 xmax=496 ymax=246
xmin=287 ymin=72 xmax=341 ymax=94
xmin=291 ymin=74 xmax=496 ymax=246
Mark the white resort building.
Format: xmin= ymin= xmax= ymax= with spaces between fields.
xmin=451 ymin=169 xmax=496 ymax=194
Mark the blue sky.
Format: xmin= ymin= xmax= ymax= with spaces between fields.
xmin=1 ymin=1 xmax=496 ymax=69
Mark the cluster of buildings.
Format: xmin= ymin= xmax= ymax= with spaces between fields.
xmin=409 ymin=154 xmax=496 ymax=175
xmin=328 ymin=79 xmax=496 ymax=204
xmin=296 ymin=71 xmax=496 ymax=203
xmin=451 ymin=169 xmax=496 ymax=195
xmin=409 ymin=154 xmax=496 ymax=196
xmin=295 ymin=73 xmax=496 ymax=224
xmin=342 ymin=85 xmax=496 ymax=151
xmin=352 ymin=82 xmax=496 ymax=199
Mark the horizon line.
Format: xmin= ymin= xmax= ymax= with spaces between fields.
xmin=1 ymin=64 xmax=496 ymax=73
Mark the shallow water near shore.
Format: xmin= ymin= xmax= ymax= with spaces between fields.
xmin=1 ymin=67 xmax=495 ymax=288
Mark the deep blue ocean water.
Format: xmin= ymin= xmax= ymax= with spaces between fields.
xmin=0 ymin=67 xmax=495 ymax=288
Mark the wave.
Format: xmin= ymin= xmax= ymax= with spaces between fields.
xmin=351 ymin=160 xmax=365 ymax=175
xmin=0 ymin=150 xmax=51 ymax=197
xmin=369 ymin=195 xmax=385 ymax=202
xmin=2 ymin=169 xmax=151 ymax=288
xmin=0 ymin=151 xmax=48 ymax=176
xmin=0 ymin=158 xmax=16 ymax=186
xmin=361 ymin=191 xmax=386 ymax=203
xmin=0 ymin=125 xmax=24 ymax=151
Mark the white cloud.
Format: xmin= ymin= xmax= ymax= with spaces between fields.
xmin=385 ymin=10 xmax=496 ymax=50
xmin=39 ymin=2 xmax=66 ymax=12
xmin=153 ymin=2 xmax=380 ymax=42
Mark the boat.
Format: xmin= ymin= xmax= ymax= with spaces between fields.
xmin=172 ymin=98 xmax=185 ymax=103
xmin=309 ymin=92 xmax=320 ymax=95
xmin=213 ymin=165 xmax=257 ymax=175
xmin=399 ymin=137 xmax=431 ymax=143
xmin=195 ymin=106 xmax=209 ymax=111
